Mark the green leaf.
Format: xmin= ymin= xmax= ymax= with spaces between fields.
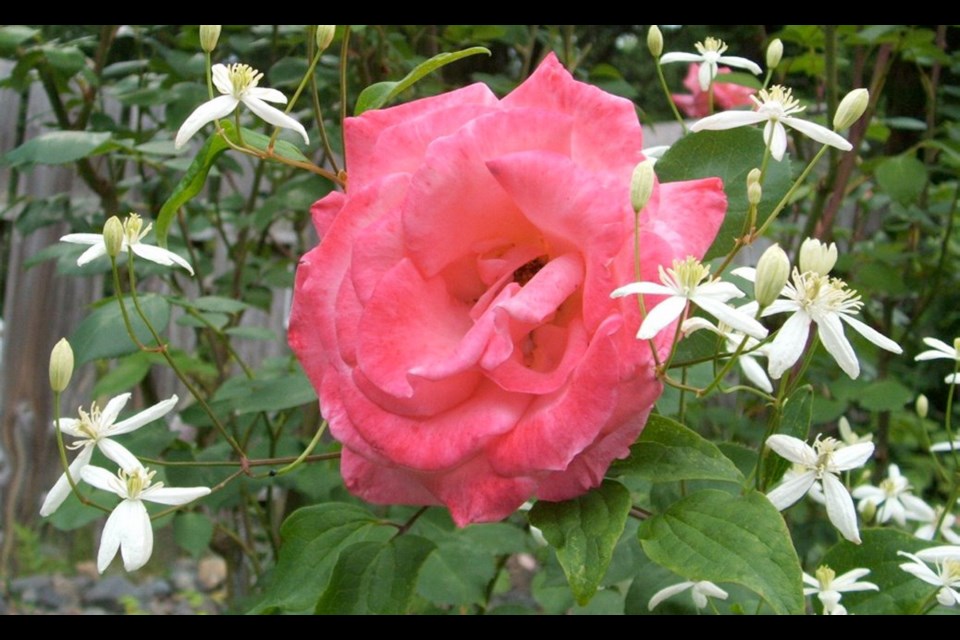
xmin=3 ymin=131 xmax=112 ymax=167
xmin=249 ymin=503 xmax=390 ymax=614
xmin=315 ymin=536 xmax=437 ymax=614
xmin=528 ymin=480 xmax=631 ymax=605
xmin=155 ymin=128 xmax=231 ymax=247
xmin=875 ymin=155 xmax=927 ymax=206
xmin=354 ymin=46 xmax=491 ymax=115
xmin=859 ymin=379 xmax=913 ymax=412
xmin=762 ymin=386 xmax=813 ymax=489
xmin=820 ymin=528 xmax=937 ymax=615
xmin=185 ymin=295 xmax=252 ymax=314
xmin=0 ymin=26 xmax=38 ymax=53
xmin=638 ymin=488 xmax=804 ymax=615
xmin=92 ymin=352 xmax=152 ymax=397
xmin=655 ymin=128 xmax=793 ymax=260
xmin=213 ymin=368 xmax=316 ymax=414
xmin=173 ymin=512 xmax=214 ymax=559
xmin=223 ymin=326 xmax=276 ymax=341
xmin=69 ymin=294 xmax=171 ymax=365
xmin=611 ymin=414 xmax=744 ymax=484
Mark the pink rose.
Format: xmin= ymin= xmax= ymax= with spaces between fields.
xmin=289 ymin=53 xmax=726 ymax=526
xmin=673 ymin=63 xmax=755 ymax=118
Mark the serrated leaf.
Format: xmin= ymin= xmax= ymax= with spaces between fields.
xmin=354 ymin=46 xmax=491 ymax=115
xmin=655 ymin=128 xmax=793 ymax=260
xmin=4 ymin=131 xmax=113 ymax=167
xmin=638 ymin=488 xmax=804 ymax=614
xmin=875 ymin=154 xmax=927 ymax=206
xmin=763 ymin=386 xmax=813 ymax=489
xmin=528 ymin=481 xmax=631 ymax=605
xmin=173 ymin=512 xmax=214 ymax=559
xmin=315 ymin=536 xmax=436 ymax=614
xmin=69 ymin=294 xmax=171 ymax=364
xmin=611 ymin=414 xmax=744 ymax=484
xmin=820 ymin=528 xmax=937 ymax=615
xmin=249 ymin=503 xmax=390 ymax=613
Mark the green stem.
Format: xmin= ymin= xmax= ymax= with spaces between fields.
xmin=339 ymin=26 xmax=351 ymax=147
xmin=150 ymin=469 xmax=245 ymax=522
xmin=754 ymin=145 xmax=831 ymax=239
xmin=944 ymin=363 xmax=960 ymax=472
xmin=139 ymin=451 xmax=339 ymax=469
xmin=655 ymin=60 xmax=687 ymax=132
xmin=310 ymin=55 xmax=341 ymax=175
xmin=205 ymin=52 xmax=214 ymax=100
xmin=271 ymin=421 xmax=328 ymax=477
xmin=389 ymin=506 xmax=429 ymax=539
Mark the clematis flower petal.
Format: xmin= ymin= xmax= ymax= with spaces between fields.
xmin=107 ymin=394 xmax=178 ymax=436
xmin=114 ymin=499 xmax=153 ymax=572
xmin=97 ymin=438 xmax=140 ymax=472
xmin=817 ymin=312 xmax=860 ymax=379
xmin=691 ymin=110 xmax=769 ymax=132
xmin=766 ymin=310 xmax=812 ymax=379
xmin=132 ymin=244 xmax=195 ymax=275
xmin=140 ymin=485 xmax=212 ymax=506
xmin=174 ymin=94 xmax=239 ymax=149
xmin=767 ymin=469 xmax=816 ymax=510
xmin=693 ymin=295 xmax=768 ymax=340
xmin=648 ymin=581 xmax=695 ymax=610
xmin=39 ymin=445 xmax=93 ymax=517
xmin=717 ymin=55 xmax=762 ymax=76
xmin=242 ymin=95 xmax=309 ymax=144
xmin=830 ymin=441 xmax=875 ymax=471
xmin=783 ymin=116 xmax=853 ymax=152
xmin=637 ymin=296 xmax=688 ymax=340
xmin=823 ymin=472 xmax=861 ymax=543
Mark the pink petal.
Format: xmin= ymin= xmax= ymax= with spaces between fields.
xmin=643 ymin=178 xmax=727 ymax=265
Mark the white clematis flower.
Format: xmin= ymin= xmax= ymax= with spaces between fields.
xmin=682 ymin=315 xmax=773 ymax=393
xmin=659 ymin=37 xmax=761 ymax=91
xmin=41 ymin=393 xmax=179 ymax=517
xmin=852 ymin=464 xmax=932 ymax=527
xmin=898 ymin=547 xmax=960 ymax=607
xmin=60 ymin=213 xmax=194 ymax=275
xmin=175 ymin=62 xmax=309 ymax=149
xmin=765 ymin=434 xmax=873 ymax=543
xmin=803 ymin=565 xmax=879 ymax=615
xmin=915 ymin=337 xmax=960 ymax=384
xmin=914 ymin=506 xmax=960 ymax=545
xmin=648 ymin=579 xmax=729 ymax=611
xmin=80 ymin=465 xmax=210 ymax=573
xmin=691 ymin=85 xmax=853 ymax=161
xmin=760 ymin=268 xmax=902 ymax=380
xmin=612 ymin=257 xmax=768 ymax=342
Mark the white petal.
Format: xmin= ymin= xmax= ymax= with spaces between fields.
xmin=765 ymin=120 xmax=787 ymax=161
xmin=76 ymin=243 xmax=108 ymax=267
xmin=681 ymin=317 xmax=721 ymax=337
xmin=718 ymin=55 xmax=762 ymax=75
xmin=60 ymin=233 xmax=104 ymax=246
xmin=783 ymin=116 xmax=852 ymax=152
xmin=610 ymin=281 xmax=676 ymax=298
xmin=98 ymin=438 xmax=141 ymax=472
xmin=898 ymin=558 xmax=941 ymax=586
xmin=108 ymin=395 xmax=178 ymax=436
xmin=246 ymin=86 xmax=288 ymax=105
xmin=947 ymin=373 xmax=960 ymax=385
xmin=97 ymin=503 xmax=124 ymax=573
xmin=99 ymin=393 xmax=132 ymax=430
xmin=915 ymin=545 xmax=960 ymax=563
xmin=916 ymin=337 xmax=956 ymax=359
xmin=766 ymin=435 xmax=816 ymax=465
xmin=648 ymin=581 xmax=694 ymax=610
xmin=852 ymin=485 xmax=884 ymax=501
xmin=694 ymin=581 xmax=729 ymax=600
xmin=241 ymin=96 xmax=309 ymax=144
xmin=840 ymin=314 xmax=902 ymax=354
xmin=57 ymin=417 xmax=83 ymax=438
xmin=823 ymin=473 xmax=861 ymax=543
xmin=767 ymin=470 xmax=816 ymax=510
xmin=691 ymin=110 xmax=768 ymax=133
xmin=766 ymin=311 xmax=811 ymax=379
xmin=132 ymin=244 xmax=195 ymax=275
xmin=739 ymin=355 xmax=774 ymax=393
xmin=693 ymin=280 xmax=747 ymax=301
xmin=901 ymin=494 xmax=935 ymax=522
xmin=175 ymin=95 xmax=239 ymax=149
xmin=937 ymin=587 xmax=960 ymax=607
xmin=637 ymin=296 xmax=687 ymax=340
xmin=40 ymin=446 xmax=93 ymax=517
xmin=830 ymin=441 xmax=874 ymax=471
xmin=916 ymin=349 xmax=958 ymax=362
xmin=117 ymin=499 xmax=153 ymax=572
xmin=832 ymin=568 xmax=874 ymax=589
xmin=931 ymin=441 xmax=960 ymax=453
xmin=81 ymin=465 xmax=127 ymax=498
xmin=698 ymin=61 xmax=715 ymax=92
xmin=211 ymin=64 xmax=232 ymax=95
xmin=659 ymin=52 xmax=703 ymax=65
xmin=817 ymin=312 xmax=860 ymax=379
xmin=140 ymin=485 xmax=211 ymax=506
xmin=762 ymin=299 xmax=801 ymax=317
xmin=694 ymin=296 xmax=768 ymax=340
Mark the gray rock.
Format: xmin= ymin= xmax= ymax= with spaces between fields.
xmin=82 ymin=575 xmax=138 ymax=611
xmin=10 ymin=575 xmax=52 ymax=604
xmin=137 ymin=578 xmax=173 ymax=600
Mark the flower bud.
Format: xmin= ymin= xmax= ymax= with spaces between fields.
xmin=630 ymin=159 xmax=657 ymax=214
xmin=916 ymin=394 xmax=929 ymax=419
xmin=316 ymin=25 xmax=336 ymax=52
xmin=754 ymin=243 xmax=790 ymax=308
xmin=748 ymin=182 xmax=763 ymax=207
xmin=766 ymin=38 xmax=783 ymax=70
xmin=798 ymin=237 xmax=838 ymax=276
xmin=103 ymin=216 xmax=124 ymax=258
xmin=199 ymin=25 xmax=221 ymax=53
xmin=833 ymin=88 xmax=869 ymax=131
xmin=647 ymin=25 xmax=663 ymax=58
xmin=747 ymin=168 xmax=762 ymax=187
xmin=49 ymin=338 xmax=74 ymax=393
xmin=859 ymin=498 xmax=877 ymax=524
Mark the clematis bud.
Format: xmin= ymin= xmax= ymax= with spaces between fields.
xmin=748 ymin=182 xmax=763 ymax=207
xmin=754 ymin=243 xmax=790 ymax=308
xmin=766 ymin=38 xmax=783 ymax=70
xmin=798 ymin=237 xmax=838 ymax=276
xmin=833 ymin=88 xmax=869 ymax=131
xmin=647 ymin=25 xmax=663 ymax=58
xmin=630 ymin=159 xmax=657 ymax=214
xmin=199 ymin=25 xmax=221 ymax=53
xmin=916 ymin=394 xmax=929 ymax=419
xmin=49 ymin=338 xmax=74 ymax=393
xmin=102 ymin=216 xmax=124 ymax=258
xmin=747 ymin=168 xmax=762 ymax=187
xmin=316 ymin=25 xmax=336 ymax=52
xmin=859 ymin=499 xmax=877 ymax=524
